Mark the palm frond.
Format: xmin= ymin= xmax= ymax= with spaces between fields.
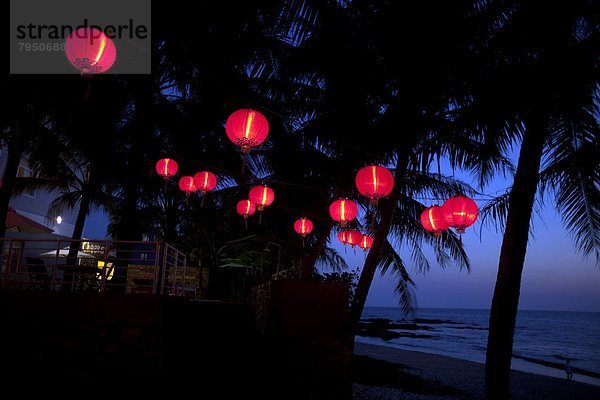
xmin=540 ymin=108 xmax=600 ymax=265
xmin=378 ymin=239 xmax=417 ymax=315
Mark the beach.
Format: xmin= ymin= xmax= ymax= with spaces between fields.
xmin=354 ymin=343 xmax=600 ymax=400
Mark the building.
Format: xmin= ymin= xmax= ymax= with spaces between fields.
xmin=0 ymin=150 xmax=80 ymax=239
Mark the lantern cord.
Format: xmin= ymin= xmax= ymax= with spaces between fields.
xmin=200 ymin=195 xmax=206 ymax=208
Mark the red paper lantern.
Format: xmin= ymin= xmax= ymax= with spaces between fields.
xmin=178 ymin=176 xmax=197 ymax=195
xmin=359 ymin=234 xmax=374 ymax=251
xmin=420 ymin=205 xmax=449 ymax=236
xmin=225 ymin=109 xmax=269 ymax=153
xmin=193 ymin=171 xmax=217 ymax=194
xmin=355 ymin=165 xmax=394 ymax=205
xmin=329 ymin=199 xmax=358 ymax=226
xmin=338 ymin=229 xmax=362 ymax=247
xmin=155 ymin=158 xmax=178 ymax=179
xmin=249 ymin=185 xmax=275 ymax=211
xmin=441 ymin=195 xmax=479 ymax=233
xmin=294 ymin=218 xmax=314 ymax=238
xmin=65 ymin=28 xmax=117 ymax=74
xmin=236 ymin=200 xmax=256 ymax=218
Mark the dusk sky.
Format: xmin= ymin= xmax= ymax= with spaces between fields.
xmin=83 ymin=148 xmax=600 ymax=313
xmin=348 ymin=147 xmax=600 ymax=313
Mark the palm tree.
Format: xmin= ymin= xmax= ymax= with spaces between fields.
xmin=433 ymin=1 xmax=599 ymax=398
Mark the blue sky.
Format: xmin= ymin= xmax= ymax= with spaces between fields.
xmin=337 ymin=149 xmax=600 ymax=312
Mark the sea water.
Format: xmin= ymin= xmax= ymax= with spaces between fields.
xmin=358 ymin=307 xmax=600 ymax=386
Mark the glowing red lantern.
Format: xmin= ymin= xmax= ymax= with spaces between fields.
xmin=225 ymin=109 xmax=269 ymax=154
xmin=193 ymin=171 xmax=217 ymax=195
xmin=338 ymin=229 xmax=362 ymax=247
xmin=441 ymin=195 xmax=479 ymax=233
xmin=178 ymin=176 xmax=197 ymax=196
xmin=359 ymin=235 xmax=374 ymax=251
xmin=420 ymin=205 xmax=449 ymax=237
xmin=65 ymin=28 xmax=117 ymax=74
xmin=236 ymin=200 xmax=256 ymax=218
xmin=329 ymin=199 xmax=358 ymax=226
xmin=355 ymin=165 xmax=394 ymax=205
xmin=294 ymin=218 xmax=314 ymax=238
xmin=249 ymin=185 xmax=275 ymax=211
xmin=155 ymin=158 xmax=178 ymax=179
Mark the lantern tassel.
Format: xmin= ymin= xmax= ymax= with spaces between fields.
xmin=244 ymin=216 xmax=248 ymax=230
xmin=200 ymin=195 xmax=206 ymax=208
xmin=259 ymin=211 xmax=262 ymax=225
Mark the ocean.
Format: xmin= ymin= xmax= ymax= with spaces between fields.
xmin=358 ymin=307 xmax=600 ymax=386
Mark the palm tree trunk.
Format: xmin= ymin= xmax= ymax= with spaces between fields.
xmin=65 ymin=196 xmax=90 ymax=271
xmin=347 ymin=195 xmax=396 ymax=349
xmin=485 ymin=119 xmax=545 ymax=400
xmin=302 ymin=218 xmax=334 ymax=279
xmin=0 ymin=122 xmax=25 ymax=239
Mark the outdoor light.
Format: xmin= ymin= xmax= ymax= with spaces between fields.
xmin=193 ymin=171 xmax=218 ymax=195
xmin=56 ymin=216 xmax=62 ymax=224
xmin=355 ymin=165 xmax=394 ymax=205
xmin=420 ymin=205 xmax=449 ymax=237
xmin=441 ymin=195 xmax=479 ymax=234
xmin=338 ymin=229 xmax=361 ymax=247
xmin=225 ymin=108 xmax=269 ymax=154
xmin=236 ymin=199 xmax=257 ymax=218
xmin=178 ymin=176 xmax=197 ymax=196
xmin=294 ymin=218 xmax=314 ymax=238
xmin=249 ymin=185 xmax=275 ymax=211
xmin=236 ymin=199 xmax=257 ymax=229
xmin=329 ymin=198 xmax=358 ymax=227
xmin=156 ymin=158 xmax=179 ymax=179
xmin=359 ymin=234 xmax=374 ymax=251
xmin=65 ymin=27 xmax=117 ymax=74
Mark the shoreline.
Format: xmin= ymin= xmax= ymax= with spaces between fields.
xmin=355 ymin=336 xmax=600 ymax=387
xmin=355 ymin=342 xmax=600 ymax=399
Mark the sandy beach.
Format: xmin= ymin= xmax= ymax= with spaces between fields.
xmin=354 ymin=343 xmax=600 ymax=400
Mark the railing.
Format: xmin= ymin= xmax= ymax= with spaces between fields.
xmin=0 ymin=238 xmax=196 ymax=298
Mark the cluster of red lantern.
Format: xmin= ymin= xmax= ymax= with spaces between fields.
xmin=420 ymin=195 xmax=479 ymax=237
xmin=236 ymin=184 xmax=275 ymax=225
xmin=155 ymin=158 xmax=218 ymax=201
xmin=338 ymin=230 xmax=374 ymax=253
